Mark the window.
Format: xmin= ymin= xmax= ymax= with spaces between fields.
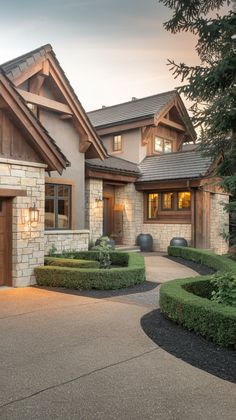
xmin=178 ymin=192 xmax=191 ymax=209
xmin=146 ymin=191 xmax=191 ymax=221
xmin=154 ymin=137 xmax=173 ymax=154
xmin=45 ymin=184 xmax=71 ymax=230
xmin=113 ymin=135 xmax=122 ymax=152
xmin=162 ymin=192 xmax=174 ymax=210
xmin=148 ymin=193 xmax=158 ymax=219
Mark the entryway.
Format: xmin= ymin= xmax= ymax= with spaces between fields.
xmin=0 ymin=198 xmax=12 ymax=286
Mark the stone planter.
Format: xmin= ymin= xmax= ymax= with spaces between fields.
xmin=139 ymin=234 xmax=153 ymax=252
xmin=170 ymin=237 xmax=188 ymax=247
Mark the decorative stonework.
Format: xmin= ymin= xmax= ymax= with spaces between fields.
xmin=0 ymin=159 xmax=46 ymax=287
xmin=210 ymin=193 xmax=229 ymax=254
xmin=44 ymin=230 xmax=89 ymax=254
xmin=85 ymin=178 xmax=103 ymax=242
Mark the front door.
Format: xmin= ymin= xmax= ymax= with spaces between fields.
xmin=0 ymin=198 xmax=12 ymax=286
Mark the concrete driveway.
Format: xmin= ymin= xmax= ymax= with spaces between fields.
xmin=0 ymin=256 xmax=235 ymax=420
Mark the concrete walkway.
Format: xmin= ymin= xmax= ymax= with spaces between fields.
xmin=0 ymin=256 xmax=235 ymax=420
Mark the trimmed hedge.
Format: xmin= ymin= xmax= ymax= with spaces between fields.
xmin=35 ymin=252 xmax=145 ymax=290
xmin=160 ymin=247 xmax=236 ymax=348
xmin=44 ymin=257 xmax=99 ymax=269
xmin=52 ymin=251 xmax=129 ymax=267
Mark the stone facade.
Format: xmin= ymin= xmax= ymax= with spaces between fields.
xmin=0 ymin=158 xmax=45 ymax=287
xmin=85 ymin=178 xmax=103 ymax=242
xmin=210 ymin=193 xmax=229 ymax=254
xmin=44 ymin=230 xmax=89 ymax=254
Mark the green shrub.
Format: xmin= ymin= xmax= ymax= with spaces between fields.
xmin=210 ymin=272 xmax=236 ymax=307
xmin=44 ymin=257 xmax=99 ymax=269
xmin=35 ymin=252 xmax=145 ymax=290
xmin=159 ymin=246 xmax=236 ymax=348
xmin=51 ymin=251 xmax=129 ymax=267
xmin=160 ymin=276 xmax=236 ymax=348
xmin=92 ymin=237 xmax=113 ymax=269
xmin=168 ymin=246 xmax=236 ymax=272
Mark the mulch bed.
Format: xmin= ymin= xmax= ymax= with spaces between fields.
xmin=165 ymin=255 xmax=216 ymax=275
xmin=141 ymin=309 xmax=236 ymax=383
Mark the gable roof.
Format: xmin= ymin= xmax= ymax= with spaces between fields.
xmin=0 ymin=68 xmax=68 ymax=173
xmin=87 ymin=91 xmax=176 ymax=128
xmin=86 ymin=156 xmax=140 ymax=176
xmin=138 ymin=150 xmax=211 ymax=183
xmin=1 ymin=44 xmax=108 ymax=160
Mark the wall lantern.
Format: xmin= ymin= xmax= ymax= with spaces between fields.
xmin=29 ymin=203 xmax=39 ymax=223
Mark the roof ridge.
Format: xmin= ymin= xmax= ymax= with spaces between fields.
xmin=105 ymin=155 xmax=139 ymax=166
xmin=143 ymin=149 xmax=199 ymax=160
xmin=0 ymin=44 xmax=52 ymax=68
xmin=87 ymin=90 xmax=177 ymax=114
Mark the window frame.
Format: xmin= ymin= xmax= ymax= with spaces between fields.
xmin=153 ymin=136 xmax=173 ymax=154
xmin=45 ymin=182 xmax=72 ymax=231
xmin=113 ymin=135 xmax=122 ymax=152
xmin=145 ymin=191 xmax=191 ymax=223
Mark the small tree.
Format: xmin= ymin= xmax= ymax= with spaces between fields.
xmin=159 ymin=0 xmax=236 ymax=244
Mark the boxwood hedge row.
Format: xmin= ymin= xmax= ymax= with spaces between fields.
xmin=160 ymin=247 xmax=236 ymax=348
xmin=35 ymin=252 xmax=145 ymax=290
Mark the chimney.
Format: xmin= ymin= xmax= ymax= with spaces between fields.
xmin=102 ymin=105 xmax=106 ymax=108
xmin=132 ymin=97 xmax=137 ymax=101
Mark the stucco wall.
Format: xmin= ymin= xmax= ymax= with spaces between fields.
xmin=0 ymin=158 xmax=45 ymax=287
xmin=210 ymin=193 xmax=229 ymax=254
xmin=39 ymin=110 xmax=85 ymax=229
xmin=101 ymin=129 xmax=146 ymax=164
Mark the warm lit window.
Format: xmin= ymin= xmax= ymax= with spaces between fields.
xmin=178 ymin=192 xmax=191 ymax=209
xmin=113 ymin=135 xmax=122 ymax=152
xmin=154 ymin=137 xmax=172 ymax=154
xmin=146 ymin=191 xmax=191 ymax=220
xmin=45 ymin=184 xmax=71 ymax=229
xmin=148 ymin=193 xmax=159 ymax=219
xmin=162 ymin=192 xmax=174 ymax=210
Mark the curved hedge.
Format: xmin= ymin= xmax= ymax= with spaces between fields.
xmin=160 ymin=247 xmax=236 ymax=348
xmin=45 ymin=257 xmax=100 ymax=269
xmin=35 ymin=252 xmax=145 ymax=290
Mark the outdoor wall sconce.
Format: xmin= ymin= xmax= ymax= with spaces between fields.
xmin=29 ymin=203 xmax=39 ymax=223
xmin=22 ymin=203 xmax=39 ymax=225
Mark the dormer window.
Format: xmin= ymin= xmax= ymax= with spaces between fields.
xmin=113 ymin=135 xmax=122 ymax=152
xmin=154 ymin=136 xmax=172 ymax=154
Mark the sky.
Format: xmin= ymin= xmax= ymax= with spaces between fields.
xmin=0 ymin=0 xmax=199 ymax=111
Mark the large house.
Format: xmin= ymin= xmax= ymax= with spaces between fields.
xmin=0 ymin=45 xmax=228 ymax=287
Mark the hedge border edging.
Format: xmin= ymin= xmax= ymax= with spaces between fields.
xmin=35 ymin=252 xmax=145 ymax=290
xmin=159 ymin=247 xmax=236 ymax=348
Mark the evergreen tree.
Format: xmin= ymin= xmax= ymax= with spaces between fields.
xmin=159 ymin=0 xmax=236 ymax=245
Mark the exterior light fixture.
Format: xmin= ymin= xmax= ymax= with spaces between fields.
xmin=29 ymin=203 xmax=39 ymax=224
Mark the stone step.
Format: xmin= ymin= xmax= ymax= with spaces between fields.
xmin=115 ymin=245 xmax=140 ymax=253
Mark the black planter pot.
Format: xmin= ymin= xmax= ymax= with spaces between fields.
xmin=170 ymin=237 xmax=188 ymax=247
xmin=138 ymin=234 xmax=153 ymax=252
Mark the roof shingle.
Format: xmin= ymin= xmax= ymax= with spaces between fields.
xmin=138 ymin=150 xmax=211 ymax=182
xmin=87 ymin=91 xmax=176 ymax=128
xmin=86 ymin=156 xmax=140 ymax=176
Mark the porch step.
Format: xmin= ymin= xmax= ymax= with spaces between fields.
xmin=115 ymin=245 xmax=140 ymax=253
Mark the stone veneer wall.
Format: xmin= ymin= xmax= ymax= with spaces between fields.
xmin=0 ymin=159 xmax=45 ymax=287
xmin=115 ymin=183 xmax=192 ymax=252
xmin=85 ymin=178 xmax=103 ymax=242
xmin=44 ymin=230 xmax=89 ymax=254
xmin=210 ymin=193 xmax=229 ymax=254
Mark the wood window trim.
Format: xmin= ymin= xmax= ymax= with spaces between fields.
xmin=112 ymin=135 xmax=123 ymax=153
xmin=45 ymin=178 xmax=76 ymax=229
xmin=153 ymin=136 xmax=173 ymax=155
xmin=144 ymin=191 xmax=191 ymax=223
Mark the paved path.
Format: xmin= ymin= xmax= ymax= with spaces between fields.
xmin=0 ymin=256 xmax=235 ymax=420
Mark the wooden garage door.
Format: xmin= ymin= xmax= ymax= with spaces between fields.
xmin=0 ymin=198 xmax=12 ymax=286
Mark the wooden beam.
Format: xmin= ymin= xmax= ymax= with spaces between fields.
xmin=79 ymin=140 xmax=91 ymax=153
xmin=96 ymin=118 xmax=155 ymax=136
xmin=0 ymin=188 xmax=27 ymax=197
xmin=159 ymin=117 xmax=185 ymax=132
xmin=29 ymin=74 xmax=46 ymax=95
xmin=14 ymin=59 xmax=45 ymax=87
xmin=17 ymin=89 xmax=72 ymax=115
xmin=141 ymin=126 xmax=154 ymax=145
xmin=41 ymin=60 xmax=50 ymax=76
xmin=86 ymin=168 xmax=138 ymax=183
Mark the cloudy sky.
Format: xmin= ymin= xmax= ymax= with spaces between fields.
xmin=0 ymin=0 xmax=199 ymax=110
